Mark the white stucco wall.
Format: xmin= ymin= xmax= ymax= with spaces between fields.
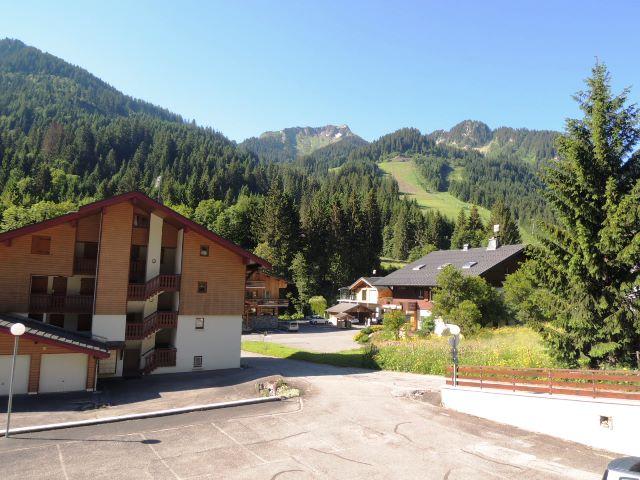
xmin=154 ymin=315 xmax=241 ymax=374
xmin=92 ymin=314 xmax=126 ymax=341
xmin=146 ymin=213 xmax=163 ymax=281
xmin=441 ymin=386 xmax=640 ymax=456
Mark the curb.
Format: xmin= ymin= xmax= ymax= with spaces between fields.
xmin=0 ymin=395 xmax=282 ymax=437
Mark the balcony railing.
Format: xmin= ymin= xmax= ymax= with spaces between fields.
xmin=29 ymin=294 xmax=94 ymax=314
xmin=73 ymin=257 xmax=97 ymax=275
xmin=125 ymin=311 xmax=178 ymax=340
xmin=257 ymin=298 xmax=289 ymax=307
xmin=142 ymin=347 xmax=177 ymax=374
xmin=246 ymin=280 xmax=266 ymax=289
xmin=127 ymin=274 xmax=181 ymax=301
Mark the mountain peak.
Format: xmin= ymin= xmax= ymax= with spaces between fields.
xmin=242 ymin=124 xmax=364 ymax=162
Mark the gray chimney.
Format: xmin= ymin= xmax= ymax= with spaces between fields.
xmin=462 ymin=244 xmax=469 ymax=251
xmin=487 ymin=237 xmax=498 ymax=251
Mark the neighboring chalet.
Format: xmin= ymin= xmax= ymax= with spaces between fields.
xmin=377 ymin=242 xmax=525 ymax=329
xmin=0 ymin=191 xmax=268 ymax=395
xmin=243 ymin=269 xmax=289 ymax=331
xmin=326 ymin=277 xmax=391 ymax=325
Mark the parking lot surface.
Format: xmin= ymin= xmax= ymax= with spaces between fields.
xmin=0 ymin=353 xmax=613 ymax=479
xmin=242 ymin=323 xmax=362 ymax=353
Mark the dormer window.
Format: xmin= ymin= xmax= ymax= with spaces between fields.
xmin=462 ymin=261 xmax=478 ymax=269
xmin=412 ymin=264 xmax=425 ymax=271
xmin=437 ymin=263 xmax=451 ymax=270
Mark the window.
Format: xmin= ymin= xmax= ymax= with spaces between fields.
xmin=462 ymin=261 xmax=478 ymax=269
xmin=195 ymin=317 xmax=204 ymax=329
xmin=31 ymin=236 xmax=51 ymax=255
xmin=200 ymin=245 xmax=209 ymax=257
xmin=193 ymin=356 xmax=203 ymax=368
xmin=361 ymin=289 xmax=367 ymax=301
xmin=437 ymin=263 xmax=451 ymax=270
xmin=197 ymin=281 xmax=207 ymax=293
xmin=412 ymin=264 xmax=425 ymax=271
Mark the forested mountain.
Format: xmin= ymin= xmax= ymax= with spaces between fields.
xmin=240 ymin=125 xmax=367 ymax=163
xmin=430 ymin=119 xmax=559 ymax=165
xmin=0 ymin=38 xmax=456 ymax=308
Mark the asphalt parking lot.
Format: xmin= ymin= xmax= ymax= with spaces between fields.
xmin=242 ymin=323 xmax=363 ymax=353
xmin=0 ymin=353 xmax=613 ymax=479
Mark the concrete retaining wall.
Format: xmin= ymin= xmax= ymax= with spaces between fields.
xmin=441 ymin=386 xmax=640 ymax=456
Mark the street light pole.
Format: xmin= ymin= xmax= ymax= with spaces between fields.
xmin=5 ymin=322 xmax=26 ymax=438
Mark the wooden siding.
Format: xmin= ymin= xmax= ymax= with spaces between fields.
xmin=247 ymin=271 xmax=286 ymax=300
xmin=161 ymin=222 xmax=178 ymax=248
xmin=0 ymin=223 xmax=75 ymax=312
xmin=95 ymin=202 xmax=133 ymax=314
xmin=76 ymin=213 xmax=101 ymax=243
xmin=179 ymin=231 xmax=245 ymax=315
xmin=131 ymin=227 xmax=149 ymax=246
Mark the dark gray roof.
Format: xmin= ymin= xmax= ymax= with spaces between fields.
xmin=377 ymin=244 xmax=525 ymax=287
xmin=0 ymin=313 xmax=110 ymax=355
xmin=363 ymin=277 xmax=382 ymax=286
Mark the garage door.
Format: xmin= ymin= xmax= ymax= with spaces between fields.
xmin=0 ymin=355 xmax=30 ymax=395
xmin=39 ymin=354 xmax=88 ymax=393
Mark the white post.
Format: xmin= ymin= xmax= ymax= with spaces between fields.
xmin=5 ymin=322 xmax=26 ymax=438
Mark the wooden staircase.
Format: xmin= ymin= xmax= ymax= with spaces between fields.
xmin=125 ymin=311 xmax=178 ymax=340
xmin=127 ymin=274 xmax=181 ymax=301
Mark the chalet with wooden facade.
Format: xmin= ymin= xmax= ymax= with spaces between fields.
xmin=0 ymin=191 xmax=268 ymax=395
xmin=377 ymin=242 xmax=525 ymax=329
xmin=243 ymin=269 xmax=288 ymax=331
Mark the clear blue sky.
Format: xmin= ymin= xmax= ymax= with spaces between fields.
xmin=2 ymin=0 xmax=639 ymax=142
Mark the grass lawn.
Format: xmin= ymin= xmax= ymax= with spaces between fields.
xmin=241 ymin=341 xmax=378 ymax=369
xmin=242 ymin=326 xmax=556 ymax=376
xmin=378 ymin=159 xmax=490 ymax=221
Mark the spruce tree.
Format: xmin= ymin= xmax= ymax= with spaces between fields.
xmin=450 ymin=209 xmax=467 ymax=249
xmin=531 ymin=64 xmax=640 ymax=367
xmin=488 ymin=200 xmax=521 ymax=245
xmin=466 ymin=205 xmax=485 ymax=247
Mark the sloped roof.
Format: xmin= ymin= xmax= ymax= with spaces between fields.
xmin=0 ymin=313 xmax=110 ymax=357
xmin=347 ymin=276 xmax=383 ymax=290
xmin=377 ymin=244 xmax=525 ymax=287
xmin=0 ymin=191 xmax=269 ymax=268
xmin=326 ymin=303 xmax=374 ymax=314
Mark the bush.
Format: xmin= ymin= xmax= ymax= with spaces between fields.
xmin=361 ymin=327 xmax=373 ymax=335
xmin=383 ymin=310 xmax=408 ymax=340
xmin=354 ymin=331 xmax=370 ymax=344
xmin=370 ymin=325 xmax=384 ymax=332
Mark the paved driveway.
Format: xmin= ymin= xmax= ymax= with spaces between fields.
xmin=242 ymin=323 xmax=362 ymax=353
xmin=0 ymin=353 xmax=613 ymax=479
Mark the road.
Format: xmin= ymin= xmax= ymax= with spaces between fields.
xmin=242 ymin=323 xmax=362 ymax=353
xmin=0 ymin=353 xmax=613 ymax=479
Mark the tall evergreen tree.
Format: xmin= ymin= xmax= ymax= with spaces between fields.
xmin=450 ymin=209 xmax=468 ymax=249
xmin=487 ymin=200 xmax=521 ymax=245
xmin=528 ymin=64 xmax=640 ymax=367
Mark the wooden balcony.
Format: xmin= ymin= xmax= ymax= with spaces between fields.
xmin=73 ymin=257 xmax=97 ymax=275
xmin=142 ymin=347 xmax=177 ymax=374
xmin=127 ymin=274 xmax=181 ymax=301
xmin=246 ymin=280 xmax=266 ymax=289
xmin=125 ymin=311 xmax=178 ymax=340
xmin=29 ymin=294 xmax=93 ymax=314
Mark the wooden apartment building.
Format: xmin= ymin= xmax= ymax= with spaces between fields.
xmin=0 ymin=192 xmax=268 ymax=395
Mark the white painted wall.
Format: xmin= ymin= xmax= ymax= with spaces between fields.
xmin=442 ymin=386 xmax=640 ymax=456
xmin=39 ymin=353 xmax=88 ymax=393
xmin=146 ymin=213 xmax=163 ymax=281
xmin=154 ymin=315 xmax=241 ymax=374
xmin=0 ymin=355 xmax=30 ymax=395
xmin=92 ymin=314 xmax=126 ymax=341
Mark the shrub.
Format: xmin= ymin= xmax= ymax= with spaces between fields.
xmin=361 ymin=326 xmax=373 ymax=335
xmin=354 ymin=331 xmax=370 ymax=344
xmin=383 ymin=310 xmax=408 ymax=340
xmin=308 ymin=295 xmax=327 ymax=316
